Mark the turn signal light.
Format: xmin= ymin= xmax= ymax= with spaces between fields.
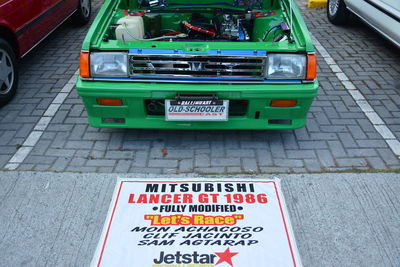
xmin=306 ymin=53 xmax=317 ymax=80
xmin=80 ymin=51 xmax=90 ymax=78
xmin=97 ymin=98 xmax=123 ymax=106
xmin=270 ymin=99 xmax=297 ymax=107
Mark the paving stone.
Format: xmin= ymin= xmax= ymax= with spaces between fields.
xmin=131 ymin=151 xmax=148 ymax=167
xmin=273 ymin=159 xmax=305 ymax=168
xmin=195 ymin=154 xmax=210 ymax=168
xmin=304 ymin=159 xmax=323 ymax=172
xmin=86 ymin=159 xmax=116 ymax=167
xmin=114 ymin=160 xmax=132 ymax=173
xmin=316 ymin=150 xmax=336 ymax=168
xmin=50 ymin=157 xmax=71 ymax=172
xmin=105 ymin=150 xmax=135 ymax=160
xmin=178 ymin=159 xmax=193 ymax=173
xmin=129 ymin=167 xmax=162 ymax=174
xmin=256 ymin=149 xmax=273 ymax=166
xmin=336 ymin=158 xmax=368 ymax=167
xmin=286 ymin=150 xmax=317 ymax=159
xmin=45 ymin=148 xmax=76 ymax=157
xmin=194 ymin=167 xmax=226 ymax=174
xmin=65 ymin=141 xmax=94 ymax=150
xmin=366 ymin=157 xmax=387 ymax=170
xmin=24 ymin=155 xmax=56 ymax=165
xmin=259 ymin=167 xmax=291 ymax=173
xmin=148 ymin=159 xmax=178 ymax=168
xmin=227 ymin=167 xmax=242 ymax=173
xmin=241 ymin=158 xmax=259 ymax=172
xmin=211 ymin=158 xmax=241 ymax=167
xmin=1 ymin=0 xmax=399 ymax=173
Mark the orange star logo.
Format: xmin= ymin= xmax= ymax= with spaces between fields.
xmin=215 ymin=248 xmax=238 ymax=267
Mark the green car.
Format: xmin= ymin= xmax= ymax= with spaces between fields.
xmin=77 ymin=0 xmax=318 ymax=129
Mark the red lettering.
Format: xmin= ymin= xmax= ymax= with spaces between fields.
xmin=161 ymin=194 xmax=172 ymax=203
xmin=128 ymin=194 xmax=135 ymax=203
xmin=149 ymin=194 xmax=160 ymax=203
xmin=182 ymin=194 xmax=193 ymax=203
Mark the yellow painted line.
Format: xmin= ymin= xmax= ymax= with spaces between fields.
xmin=308 ymin=0 xmax=327 ymax=8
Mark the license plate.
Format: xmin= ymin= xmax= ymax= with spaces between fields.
xmin=165 ymin=99 xmax=229 ymax=121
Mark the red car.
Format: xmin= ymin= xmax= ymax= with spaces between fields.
xmin=0 ymin=0 xmax=92 ymax=106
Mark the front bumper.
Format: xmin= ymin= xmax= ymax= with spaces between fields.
xmin=76 ymin=79 xmax=318 ymax=129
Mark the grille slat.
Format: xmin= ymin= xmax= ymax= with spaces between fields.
xmin=132 ymin=60 xmax=264 ymax=66
xmin=129 ymin=54 xmax=266 ymax=79
xmin=131 ymin=67 xmax=262 ymax=73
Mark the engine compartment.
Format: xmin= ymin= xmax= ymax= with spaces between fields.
xmin=105 ymin=2 xmax=293 ymax=43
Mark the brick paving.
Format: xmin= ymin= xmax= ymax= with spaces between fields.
xmin=0 ymin=0 xmax=399 ymax=173
xmin=0 ymin=1 xmax=104 ymax=168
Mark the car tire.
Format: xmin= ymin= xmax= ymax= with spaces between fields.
xmin=73 ymin=0 xmax=92 ymax=26
xmin=327 ymin=0 xmax=349 ymax=25
xmin=0 ymin=38 xmax=18 ymax=107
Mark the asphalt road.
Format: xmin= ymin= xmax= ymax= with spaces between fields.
xmin=0 ymin=171 xmax=399 ymax=267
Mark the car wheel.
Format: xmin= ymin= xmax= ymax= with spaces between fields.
xmin=327 ymin=0 xmax=349 ymax=25
xmin=0 ymin=38 xmax=18 ymax=107
xmin=73 ymin=0 xmax=91 ymax=26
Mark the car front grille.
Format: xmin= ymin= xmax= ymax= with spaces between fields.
xmin=129 ymin=55 xmax=266 ymax=79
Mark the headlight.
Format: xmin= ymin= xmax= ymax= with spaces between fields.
xmin=90 ymin=52 xmax=128 ymax=77
xmin=266 ymin=54 xmax=306 ymax=80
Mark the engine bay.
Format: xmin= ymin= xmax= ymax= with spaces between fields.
xmin=105 ymin=2 xmax=293 ymax=43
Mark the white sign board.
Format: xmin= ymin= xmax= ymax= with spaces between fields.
xmin=165 ymin=100 xmax=229 ymax=121
xmin=92 ymin=179 xmax=302 ymax=267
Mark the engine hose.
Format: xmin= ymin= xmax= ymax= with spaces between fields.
xmin=163 ymin=31 xmax=182 ymax=36
xmin=182 ymin=21 xmax=216 ymax=37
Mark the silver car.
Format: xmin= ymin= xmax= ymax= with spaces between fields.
xmin=327 ymin=0 xmax=400 ymax=48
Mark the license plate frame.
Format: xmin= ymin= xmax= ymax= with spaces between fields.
xmin=165 ymin=97 xmax=229 ymax=122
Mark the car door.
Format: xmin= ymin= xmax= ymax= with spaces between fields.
xmin=0 ymin=0 xmax=45 ymax=57
xmin=42 ymin=0 xmax=78 ymax=33
xmin=380 ymin=0 xmax=400 ymax=12
xmin=345 ymin=0 xmax=400 ymax=46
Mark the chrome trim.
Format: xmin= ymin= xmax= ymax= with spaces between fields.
xmin=81 ymin=77 xmax=305 ymax=84
xmin=128 ymin=54 xmax=266 ymax=79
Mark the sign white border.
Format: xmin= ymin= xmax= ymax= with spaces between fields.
xmin=91 ymin=178 xmax=303 ymax=267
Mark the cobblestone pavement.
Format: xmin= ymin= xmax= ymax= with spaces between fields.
xmin=0 ymin=0 xmax=399 ymax=173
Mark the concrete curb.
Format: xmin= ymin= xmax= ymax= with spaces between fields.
xmin=308 ymin=0 xmax=327 ymax=8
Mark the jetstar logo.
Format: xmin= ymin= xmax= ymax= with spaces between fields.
xmin=153 ymin=248 xmax=238 ymax=266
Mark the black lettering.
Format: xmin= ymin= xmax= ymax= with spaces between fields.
xmin=182 ymin=253 xmax=191 ymax=264
xmin=224 ymin=184 xmax=234 ymax=192
xmin=153 ymin=252 xmax=164 ymax=263
xmin=192 ymin=183 xmax=201 ymax=192
xmin=204 ymin=183 xmax=213 ymax=192
xmin=145 ymin=184 xmax=158 ymax=192
xmin=237 ymin=183 xmax=247 ymax=192
xmin=170 ymin=184 xmax=178 ymax=192
xmin=164 ymin=254 xmax=174 ymax=264
xmin=180 ymin=184 xmax=189 ymax=192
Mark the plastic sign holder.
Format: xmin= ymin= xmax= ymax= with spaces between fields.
xmin=91 ymin=178 xmax=303 ymax=267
